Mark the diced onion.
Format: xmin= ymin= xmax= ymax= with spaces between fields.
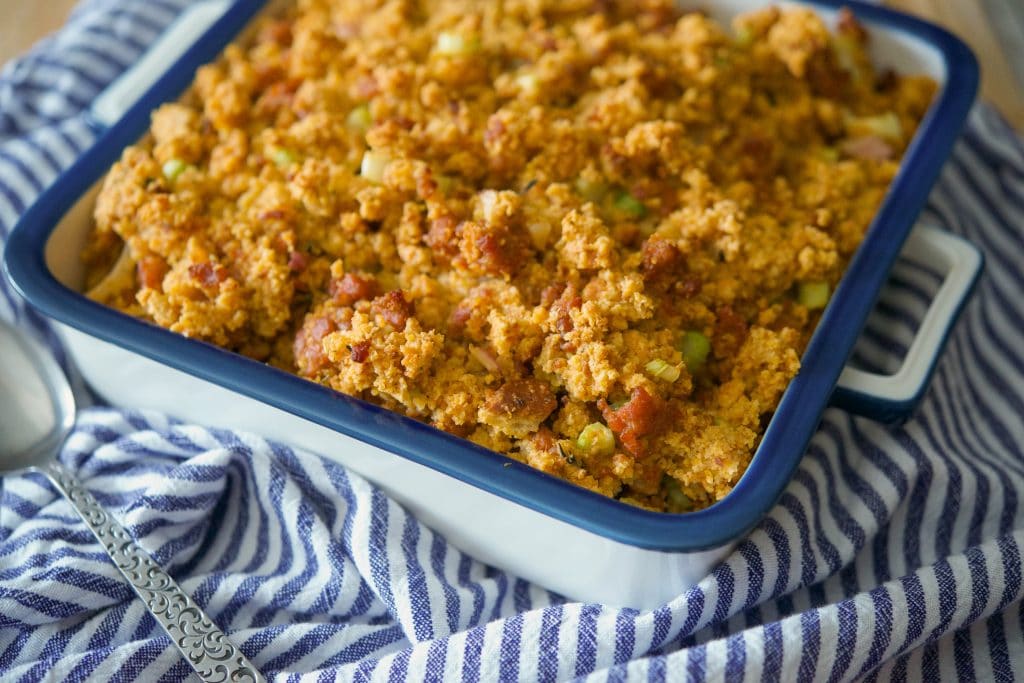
xmin=272 ymin=148 xmax=297 ymax=167
xmin=516 ymin=73 xmax=539 ymax=95
xmin=833 ymin=36 xmax=861 ymax=79
xmin=346 ymin=105 xmax=373 ymax=133
xmin=798 ymin=281 xmax=831 ymax=310
xmin=162 ymin=158 xmax=187 ymax=183
xmin=469 ymin=345 xmax=499 ymax=373
xmin=845 ymin=111 xmax=903 ymax=142
xmin=479 ymin=190 xmax=498 ymax=222
xmin=360 ymin=150 xmax=391 ymax=183
xmin=679 ymin=331 xmax=711 ymax=371
xmin=840 ymin=136 xmax=893 ymax=161
xmin=577 ymin=423 xmax=615 ymax=457
xmin=527 ymin=222 xmax=552 ymax=250
xmin=435 ymin=31 xmax=480 ymax=56
xmin=645 ymin=359 xmax=681 ymax=382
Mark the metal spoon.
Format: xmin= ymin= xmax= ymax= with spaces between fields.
xmin=0 ymin=317 xmax=264 ymax=683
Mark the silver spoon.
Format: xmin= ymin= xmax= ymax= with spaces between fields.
xmin=0 ymin=317 xmax=264 ymax=683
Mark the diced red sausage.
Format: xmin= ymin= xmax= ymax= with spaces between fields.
xmin=329 ymin=273 xmax=379 ymax=306
xmin=641 ymin=236 xmax=682 ymax=281
xmin=485 ymin=379 xmax=557 ymax=423
xmin=483 ymin=116 xmax=506 ymax=146
xmin=676 ymin=276 xmax=702 ymax=298
xmin=549 ymin=283 xmax=581 ymax=333
xmin=350 ymin=340 xmax=371 ymax=363
xmin=354 ymin=74 xmax=379 ymax=100
xmin=259 ymin=20 xmax=293 ymax=46
xmin=256 ymin=79 xmax=300 ymax=115
xmin=188 ymin=262 xmax=227 ymax=288
xmin=475 ymin=231 xmax=516 ymax=275
xmin=424 ymin=215 xmax=459 ymax=258
xmin=448 ymin=299 xmax=474 ymax=335
xmin=539 ymin=283 xmax=566 ymax=308
xmin=261 ymin=209 xmax=290 ymax=221
xmin=137 ymin=255 xmax=167 ymax=289
xmin=288 ymin=251 xmax=309 ymax=273
xmin=714 ymin=304 xmax=749 ymax=356
xmin=836 ymin=7 xmax=868 ymax=42
xmin=294 ymin=315 xmax=338 ymax=375
xmin=456 ymin=219 xmax=526 ymax=276
xmin=599 ymin=387 xmax=668 ymax=458
xmin=371 ymin=290 xmax=413 ymax=330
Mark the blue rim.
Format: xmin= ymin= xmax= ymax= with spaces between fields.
xmin=3 ymin=0 xmax=978 ymax=552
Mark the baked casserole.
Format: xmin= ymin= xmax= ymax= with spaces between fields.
xmin=83 ymin=0 xmax=936 ymax=512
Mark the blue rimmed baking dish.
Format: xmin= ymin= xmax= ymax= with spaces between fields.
xmin=3 ymin=0 xmax=982 ymax=608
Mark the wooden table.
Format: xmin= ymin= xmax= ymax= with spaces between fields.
xmin=0 ymin=1 xmax=1021 ymax=129
xmin=890 ymin=0 xmax=1024 ymax=129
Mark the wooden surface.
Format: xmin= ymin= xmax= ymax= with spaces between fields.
xmin=0 ymin=1 xmax=79 ymax=67
xmin=889 ymin=0 xmax=1024 ymax=129
xmin=0 ymin=1 xmax=1021 ymax=128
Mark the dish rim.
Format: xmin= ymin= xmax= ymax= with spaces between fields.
xmin=3 ymin=0 xmax=978 ymax=551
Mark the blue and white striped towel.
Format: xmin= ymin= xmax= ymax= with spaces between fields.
xmin=2 ymin=2 xmax=1024 ymax=680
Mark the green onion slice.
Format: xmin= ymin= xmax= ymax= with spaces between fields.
xmin=645 ymin=359 xmax=681 ymax=382
xmin=576 ymin=422 xmax=615 ymax=457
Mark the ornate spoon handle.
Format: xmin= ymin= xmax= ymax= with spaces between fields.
xmin=41 ymin=461 xmax=265 ymax=683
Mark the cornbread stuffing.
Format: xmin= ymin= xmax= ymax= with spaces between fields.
xmin=83 ymin=0 xmax=936 ymax=512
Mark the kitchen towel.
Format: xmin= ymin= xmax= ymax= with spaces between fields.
xmin=2 ymin=1 xmax=1024 ymax=680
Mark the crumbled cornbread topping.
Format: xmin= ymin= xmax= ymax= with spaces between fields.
xmin=84 ymin=1 xmax=935 ymax=511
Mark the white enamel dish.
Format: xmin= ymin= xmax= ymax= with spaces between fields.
xmin=4 ymin=0 xmax=982 ymax=608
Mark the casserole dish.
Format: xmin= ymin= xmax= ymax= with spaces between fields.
xmin=4 ymin=0 xmax=982 ymax=608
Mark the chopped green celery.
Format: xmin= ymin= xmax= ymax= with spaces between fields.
xmin=161 ymin=158 xmax=187 ymax=183
xmin=613 ymin=189 xmax=647 ymax=218
xmin=679 ymin=331 xmax=711 ymax=371
xmin=346 ymin=105 xmax=373 ymax=133
xmin=798 ymin=281 xmax=831 ymax=310
xmin=664 ymin=477 xmax=692 ymax=512
xmin=272 ymin=148 xmax=297 ymax=167
xmin=645 ymin=359 xmax=681 ymax=382
xmin=435 ymin=31 xmax=481 ymax=56
xmin=360 ymin=150 xmax=391 ymax=183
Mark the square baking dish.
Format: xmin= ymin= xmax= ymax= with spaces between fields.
xmin=4 ymin=0 xmax=982 ymax=608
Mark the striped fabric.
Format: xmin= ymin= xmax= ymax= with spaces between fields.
xmin=2 ymin=2 xmax=1023 ymax=680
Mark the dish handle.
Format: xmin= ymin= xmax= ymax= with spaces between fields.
xmin=831 ymin=224 xmax=984 ymax=424
xmin=89 ymin=0 xmax=232 ymax=129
